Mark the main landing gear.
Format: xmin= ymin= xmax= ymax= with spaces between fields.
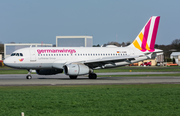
xmin=88 ymin=73 xmax=97 ymax=79
xmin=26 ymin=69 xmax=32 ymax=79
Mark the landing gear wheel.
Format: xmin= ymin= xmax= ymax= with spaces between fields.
xmin=69 ymin=76 xmax=77 ymax=79
xmin=26 ymin=75 xmax=32 ymax=79
xmin=89 ymin=73 xmax=97 ymax=79
xmin=26 ymin=69 xmax=32 ymax=79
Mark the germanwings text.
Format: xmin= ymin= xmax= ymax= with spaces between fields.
xmin=37 ymin=49 xmax=76 ymax=54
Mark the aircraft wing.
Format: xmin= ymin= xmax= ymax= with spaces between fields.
xmin=52 ymin=55 xmax=140 ymax=69
xmin=76 ymin=55 xmax=140 ymax=68
xmin=83 ymin=55 xmax=138 ymax=64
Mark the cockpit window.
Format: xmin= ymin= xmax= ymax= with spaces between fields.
xmin=11 ymin=53 xmax=16 ymax=56
xmin=11 ymin=53 xmax=23 ymax=56
xmin=16 ymin=53 xmax=19 ymax=56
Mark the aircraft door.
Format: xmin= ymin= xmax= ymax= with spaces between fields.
xmin=130 ymin=50 xmax=135 ymax=56
xmin=29 ymin=49 xmax=36 ymax=62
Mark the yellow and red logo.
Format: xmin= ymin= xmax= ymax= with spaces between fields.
xmin=19 ymin=58 xmax=24 ymax=62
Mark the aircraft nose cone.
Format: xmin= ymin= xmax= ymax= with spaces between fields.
xmin=3 ymin=58 xmax=10 ymax=67
xmin=3 ymin=59 xmax=8 ymax=66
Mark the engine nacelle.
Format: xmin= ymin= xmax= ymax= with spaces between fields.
xmin=64 ymin=64 xmax=90 ymax=76
xmin=36 ymin=69 xmax=63 ymax=75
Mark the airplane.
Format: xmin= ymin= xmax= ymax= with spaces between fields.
xmin=4 ymin=16 xmax=162 ymax=79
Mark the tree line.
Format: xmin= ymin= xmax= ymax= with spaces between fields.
xmin=93 ymin=41 xmax=131 ymax=47
xmin=155 ymin=39 xmax=180 ymax=59
xmin=0 ymin=42 xmax=3 ymax=53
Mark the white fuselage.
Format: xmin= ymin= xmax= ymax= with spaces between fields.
xmin=4 ymin=46 xmax=147 ymax=70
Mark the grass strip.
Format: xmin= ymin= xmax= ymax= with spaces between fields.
xmin=94 ymin=67 xmax=180 ymax=73
xmin=1 ymin=66 xmax=180 ymax=74
xmin=1 ymin=84 xmax=180 ymax=116
xmin=98 ymin=73 xmax=180 ymax=77
xmin=0 ymin=70 xmax=28 ymax=74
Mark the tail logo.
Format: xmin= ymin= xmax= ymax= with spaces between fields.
xmin=132 ymin=16 xmax=160 ymax=52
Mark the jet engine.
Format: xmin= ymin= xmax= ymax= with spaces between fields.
xmin=36 ymin=69 xmax=63 ymax=75
xmin=64 ymin=64 xmax=91 ymax=76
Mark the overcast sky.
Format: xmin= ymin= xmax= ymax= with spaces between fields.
xmin=0 ymin=0 xmax=180 ymax=45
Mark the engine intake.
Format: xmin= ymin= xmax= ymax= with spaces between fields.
xmin=64 ymin=64 xmax=90 ymax=76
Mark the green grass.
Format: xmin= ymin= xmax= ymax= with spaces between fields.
xmin=0 ymin=69 xmax=28 ymax=74
xmin=1 ymin=84 xmax=180 ymax=116
xmin=0 ymin=66 xmax=180 ymax=74
xmin=94 ymin=66 xmax=180 ymax=73
xmin=98 ymin=73 xmax=180 ymax=77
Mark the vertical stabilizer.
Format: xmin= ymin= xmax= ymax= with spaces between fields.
xmin=130 ymin=16 xmax=160 ymax=52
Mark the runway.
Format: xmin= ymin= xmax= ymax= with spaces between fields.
xmin=0 ymin=72 xmax=180 ymax=86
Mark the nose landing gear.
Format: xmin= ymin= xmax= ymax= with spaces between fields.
xmin=26 ymin=69 xmax=32 ymax=79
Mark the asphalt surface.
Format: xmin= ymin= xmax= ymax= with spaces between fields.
xmin=0 ymin=72 xmax=180 ymax=86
